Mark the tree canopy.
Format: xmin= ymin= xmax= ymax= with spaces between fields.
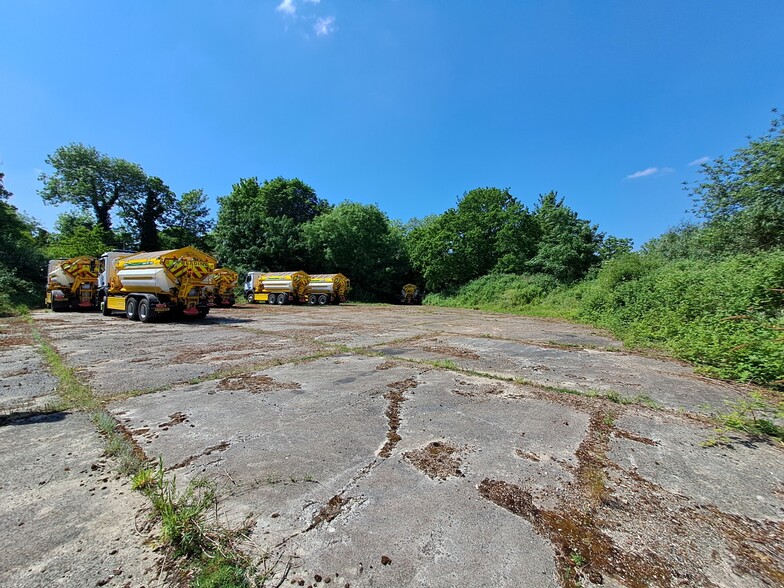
xmin=213 ymin=177 xmax=328 ymax=272
xmin=38 ymin=143 xmax=147 ymax=233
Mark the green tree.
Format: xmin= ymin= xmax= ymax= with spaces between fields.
xmin=45 ymin=212 xmax=112 ymax=259
xmin=690 ymin=111 xmax=784 ymax=253
xmin=599 ymin=235 xmax=634 ymax=262
xmin=0 ymin=172 xmax=47 ymax=310
xmin=303 ymin=201 xmax=409 ymax=300
xmin=118 ymin=176 xmax=175 ymax=250
xmin=407 ymin=187 xmax=537 ymax=292
xmin=527 ymin=192 xmax=603 ymax=282
xmin=159 ymin=189 xmax=214 ymax=250
xmin=38 ymin=143 xmax=147 ymax=233
xmin=214 ymin=177 xmax=328 ymax=272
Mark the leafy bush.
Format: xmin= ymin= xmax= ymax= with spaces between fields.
xmin=0 ymin=265 xmax=41 ymax=315
xmin=426 ymin=273 xmax=562 ymax=311
xmin=578 ymin=251 xmax=784 ymax=386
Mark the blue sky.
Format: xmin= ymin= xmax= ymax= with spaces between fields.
xmin=2 ymin=1 xmax=783 ymax=248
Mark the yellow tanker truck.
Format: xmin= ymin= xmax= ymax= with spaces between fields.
xmin=98 ymin=247 xmax=216 ymax=322
xmin=205 ymin=268 xmax=237 ymax=307
xmin=401 ymin=283 xmax=423 ymax=305
xmin=45 ymin=256 xmax=100 ymax=311
xmin=306 ymin=273 xmax=350 ymax=305
xmin=244 ymin=270 xmax=310 ymax=305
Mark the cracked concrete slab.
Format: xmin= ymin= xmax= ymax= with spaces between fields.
xmin=14 ymin=305 xmax=784 ymax=587
xmin=0 ymin=410 xmax=159 ymax=588
xmin=377 ymin=335 xmax=749 ymax=413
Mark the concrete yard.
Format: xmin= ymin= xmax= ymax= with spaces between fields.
xmin=2 ymin=304 xmax=783 ymax=587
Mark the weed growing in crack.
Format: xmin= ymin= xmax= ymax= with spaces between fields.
xmin=427 ymin=358 xmax=460 ymax=370
xmin=134 ymin=458 xmax=264 ymax=586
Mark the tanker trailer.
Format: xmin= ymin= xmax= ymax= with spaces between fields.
xmin=306 ymin=273 xmax=350 ymax=305
xmin=98 ymin=247 xmax=216 ymax=322
xmin=248 ymin=270 xmax=310 ymax=305
xmin=205 ymin=268 xmax=237 ymax=307
xmin=401 ymin=283 xmax=422 ymax=305
xmin=45 ymin=256 xmax=99 ymax=311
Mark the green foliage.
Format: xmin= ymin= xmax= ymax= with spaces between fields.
xmin=46 ymin=213 xmax=113 ymax=258
xmin=118 ymin=176 xmax=175 ymax=250
xmin=715 ymin=393 xmax=784 ymax=441
xmin=427 ymin=273 xmax=561 ymax=310
xmin=0 ymin=174 xmax=46 ymax=311
xmin=38 ymin=143 xmax=147 ymax=233
xmin=214 ymin=177 xmax=328 ymax=273
xmin=689 ymin=112 xmax=784 ymax=254
xmin=303 ymin=201 xmax=409 ymax=300
xmin=526 ymin=192 xmax=603 ymax=282
xmin=578 ymin=251 xmax=784 ymax=386
xmin=159 ymin=189 xmax=214 ymax=250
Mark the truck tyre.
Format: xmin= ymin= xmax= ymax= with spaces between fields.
xmin=308 ymin=294 xmax=317 ymax=305
xmin=276 ymin=293 xmax=286 ymax=305
xmin=101 ymin=298 xmax=112 ymax=316
xmin=267 ymin=294 xmax=276 ymax=305
xmin=126 ymin=297 xmax=139 ymax=321
xmin=138 ymin=299 xmax=153 ymax=323
xmin=318 ymin=294 xmax=328 ymax=306
xmin=246 ymin=292 xmax=255 ymax=304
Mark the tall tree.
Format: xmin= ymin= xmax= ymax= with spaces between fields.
xmin=690 ymin=111 xmax=784 ymax=253
xmin=118 ymin=176 xmax=174 ymax=250
xmin=303 ymin=201 xmax=409 ymax=300
xmin=159 ymin=189 xmax=214 ymax=250
xmin=527 ymin=192 xmax=603 ymax=282
xmin=38 ymin=143 xmax=147 ymax=232
xmin=214 ymin=177 xmax=328 ymax=272
xmin=406 ymin=187 xmax=538 ymax=291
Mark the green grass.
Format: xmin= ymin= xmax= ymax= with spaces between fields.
xmin=31 ymin=320 xmax=265 ymax=585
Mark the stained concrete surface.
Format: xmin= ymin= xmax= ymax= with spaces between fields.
xmin=3 ymin=305 xmax=782 ymax=587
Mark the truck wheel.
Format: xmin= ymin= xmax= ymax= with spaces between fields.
xmin=246 ymin=292 xmax=255 ymax=304
xmin=138 ymin=299 xmax=153 ymax=323
xmin=317 ymin=294 xmax=328 ymax=306
xmin=126 ymin=297 xmax=139 ymax=321
xmin=267 ymin=294 xmax=276 ymax=305
xmin=276 ymin=293 xmax=287 ymax=305
xmin=101 ymin=298 xmax=112 ymax=316
xmin=308 ymin=294 xmax=317 ymax=305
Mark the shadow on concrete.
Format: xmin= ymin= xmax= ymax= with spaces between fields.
xmin=0 ymin=410 xmax=68 ymax=427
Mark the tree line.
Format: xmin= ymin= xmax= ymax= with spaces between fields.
xmin=0 ymin=111 xmax=781 ymax=388
xmin=3 ymin=142 xmax=631 ymax=304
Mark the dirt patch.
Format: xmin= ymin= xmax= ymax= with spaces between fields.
xmin=171 ymin=441 xmax=231 ymax=470
xmin=404 ymin=441 xmax=465 ymax=480
xmin=217 ymin=374 xmax=301 ymax=394
xmin=515 ymin=449 xmax=541 ymax=462
xmin=375 ymin=360 xmax=398 ymax=371
xmin=613 ymin=428 xmax=658 ymax=446
xmin=171 ymin=342 xmax=259 ymax=364
xmin=422 ymin=343 xmax=480 ymax=360
xmin=307 ymin=494 xmax=348 ymax=531
xmin=379 ymin=378 xmax=418 ymax=458
xmin=478 ymin=478 xmax=672 ymax=587
xmin=158 ymin=412 xmax=188 ymax=429
xmin=0 ymin=335 xmax=33 ymax=349
xmin=452 ymin=379 xmax=506 ymax=397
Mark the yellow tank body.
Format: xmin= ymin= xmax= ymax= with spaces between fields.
xmin=306 ymin=274 xmax=350 ymax=305
xmin=255 ymin=270 xmax=310 ymax=304
xmin=46 ymin=256 xmax=99 ymax=310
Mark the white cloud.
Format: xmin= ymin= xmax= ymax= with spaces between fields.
xmin=276 ymin=0 xmax=296 ymax=16
xmin=305 ymin=0 xmax=321 ymax=3
xmin=314 ymin=16 xmax=336 ymax=36
xmin=688 ymin=156 xmax=710 ymax=166
xmin=625 ymin=167 xmax=674 ymax=180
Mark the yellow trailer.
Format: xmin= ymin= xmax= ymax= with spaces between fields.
xmin=45 ymin=256 xmax=100 ymax=311
xmin=306 ymin=273 xmax=350 ymax=305
xmin=246 ymin=270 xmax=310 ymax=305
xmin=98 ymin=247 xmax=216 ymax=322
xmin=205 ymin=268 xmax=237 ymax=307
